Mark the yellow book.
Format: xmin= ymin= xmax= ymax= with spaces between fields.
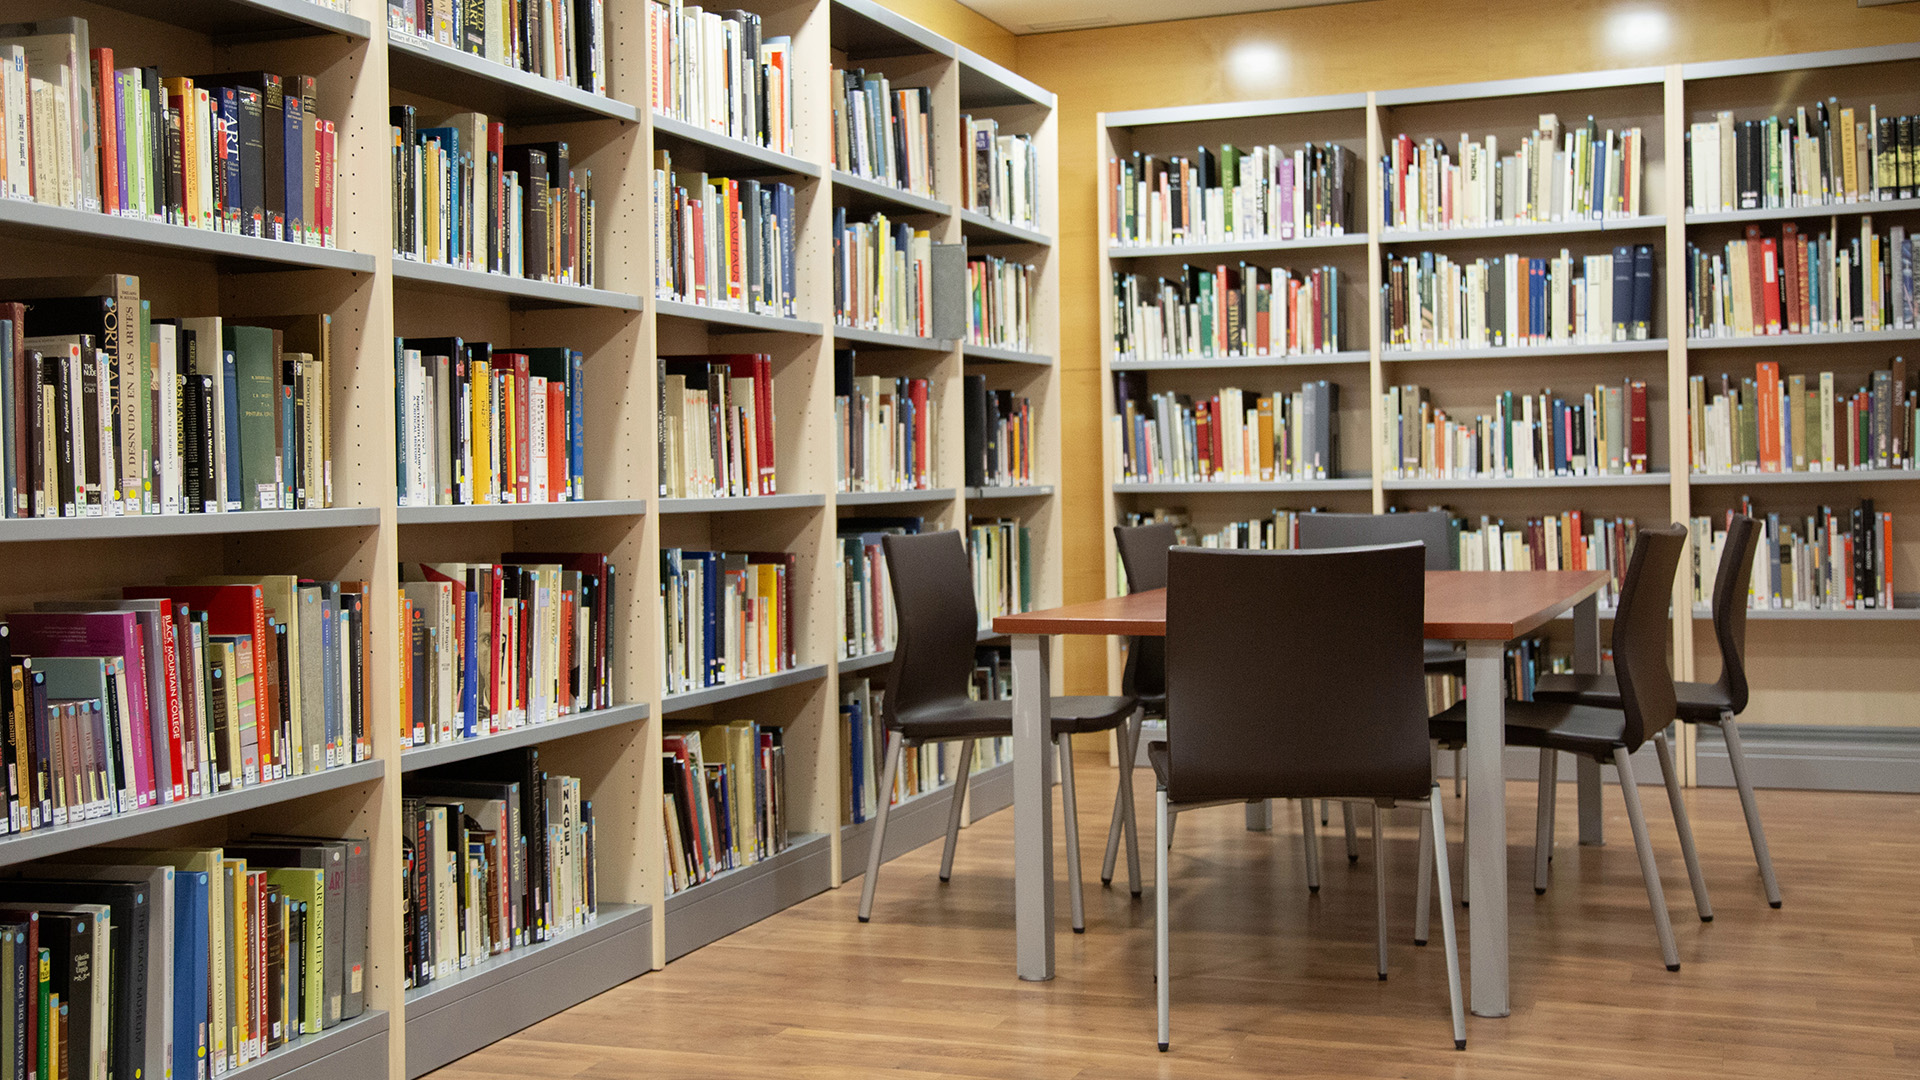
xmin=501 ymin=367 xmax=517 ymax=503
xmin=226 ymin=859 xmax=250 ymax=1066
xmin=472 ymin=360 xmax=493 ymax=503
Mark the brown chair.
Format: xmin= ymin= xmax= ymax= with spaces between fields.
xmin=857 ymin=530 xmax=1138 ymax=933
xmin=1533 ymin=514 xmax=1778 ymax=911
xmin=1153 ymin=542 xmax=1465 ymax=1052
xmin=1425 ymin=523 xmax=1690 ymax=971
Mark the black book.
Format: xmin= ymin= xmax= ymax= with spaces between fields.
xmin=390 ymin=104 xmax=417 ymax=255
xmin=183 ymin=365 xmax=204 ymax=514
xmin=1632 ymin=244 xmax=1656 ymax=341
xmin=509 ymin=148 xmax=549 ymax=281
xmin=460 ymin=0 xmax=486 ymax=56
xmin=263 ymin=887 xmax=287 ymax=1049
xmin=962 ymin=374 xmax=988 ymax=487
xmin=232 ymin=88 xmax=266 ymax=237
xmin=165 ymin=106 xmax=185 ymax=223
xmin=414 ymin=747 xmax=546 ymax=942
xmin=143 ymin=67 xmax=165 ymax=221
xmin=1901 ymin=115 xmax=1916 ymax=199
xmin=48 ymin=350 xmax=74 ymax=518
xmin=199 ymin=375 xmax=218 ymax=514
xmin=31 ymin=912 xmax=97 ymax=1080
xmin=198 ymin=74 xmax=285 ymax=238
xmin=4 ymin=881 xmax=147 ymax=1080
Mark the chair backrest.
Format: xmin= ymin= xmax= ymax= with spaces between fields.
xmin=1710 ymin=515 xmax=1759 ymax=715
xmin=1297 ymin=510 xmax=1454 ymax=570
xmin=1163 ymin=543 xmax=1431 ymax=803
xmin=881 ymin=531 xmax=980 ymax=727
xmin=1610 ymin=523 xmax=1689 ymax=751
xmin=1113 ymin=522 xmax=1178 ymax=699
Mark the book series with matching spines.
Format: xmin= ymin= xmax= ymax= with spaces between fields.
xmin=837 ymin=516 xmax=922 ymax=662
xmin=397 ymin=552 xmax=617 ymax=752
xmin=1380 ymin=115 xmax=1647 ymax=232
xmin=389 ymin=108 xmax=597 ymax=288
xmin=652 ymin=150 xmax=798 ymax=318
xmin=659 ymin=354 xmax=777 ymax=500
xmin=964 ymin=117 xmax=1039 ymax=229
xmin=969 ymin=518 xmax=1031 ymax=624
xmin=395 ymin=338 xmax=587 ymax=507
xmin=0 ymin=285 xmax=334 ymax=519
xmin=403 ymin=747 xmax=598 ymax=988
xmin=661 ymin=720 xmax=787 ymax=895
xmin=1451 ymin=510 xmax=1643 ymax=605
xmin=1691 ymin=498 xmax=1895 ymax=612
xmin=841 ymin=657 xmax=1012 ymax=828
xmin=1685 ymin=99 xmax=1920 ymax=213
xmin=1383 ymin=382 xmax=1652 ymax=480
xmin=965 ymin=254 xmax=1034 ymax=353
xmin=659 ymin=549 xmax=797 ymax=695
xmin=1688 ymin=358 xmax=1914 ymax=475
xmin=834 ymin=353 xmax=935 ymax=494
xmin=0 ymin=575 xmax=374 ymax=837
xmin=1382 ymin=245 xmax=1656 ymax=351
xmin=832 ymin=68 xmax=935 ymax=198
xmin=1111 ymin=263 xmax=1343 ymax=361
xmin=1107 ymin=141 xmax=1359 ymax=247
xmin=648 ymin=2 xmax=794 ymax=154
xmin=388 ymin=0 xmax=608 ymax=97
xmin=1683 ymin=218 xmax=1916 ymax=339
xmin=1122 ymin=506 xmax=1310 ymax=552
xmin=4 ymin=836 xmax=371 ymax=1080
xmin=962 ymin=376 xmax=1032 ymax=488
xmin=0 ymin=19 xmax=339 ymax=248
xmin=1112 ymin=374 xmax=1343 ymax=484
xmin=833 ymin=208 xmax=937 ymax=338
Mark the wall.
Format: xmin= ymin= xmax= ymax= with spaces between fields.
xmin=881 ymin=0 xmax=1019 ymax=65
xmin=1014 ymin=0 xmax=1920 ymax=694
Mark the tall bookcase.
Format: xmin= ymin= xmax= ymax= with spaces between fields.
xmin=0 ymin=2 xmax=1057 ymax=1079
xmin=1099 ymin=43 xmax=1920 ymax=785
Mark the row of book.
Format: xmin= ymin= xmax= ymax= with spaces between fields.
xmin=964 ymin=254 xmax=1034 ymax=353
xmin=1382 ymin=382 xmax=1652 ymax=479
xmin=1106 ymin=143 xmax=1360 ymax=247
xmin=1119 ymin=507 xmax=1307 ymax=556
xmin=1380 ymin=117 xmax=1648 ymax=232
xmin=1110 ymin=264 xmax=1345 ymax=361
xmin=832 ymin=69 xmax=934 ymax=197
xmin=0 ymin=285 xmax=333 ymax=519
xmin=5 ymin=837 xmax=371 ymax=1080
xmin=0 ymin=20 xmax=337 ymax=248
xmin=653 ymin=152 xmax=799 ymax=318
xmin=965 ymin=117 xmax=1039 ymax=229
xmin=394 ymin=338 xmax=586 ymax=507
xmin=403 ymin=746 xmax=597 ymax=988
xmin=971 ymin=518 xmax=1032 ymax=623
xmin=1685 ymin=102 xmax=1918 ymax=214
xmin=1687 ymin=359 xmax=1913 ymax=475
xmin=2 ymin=576 xmax=373 ymax=836
xmin=1682 ymin=219 xmax=1914 ymax=339
xmin=835 ymin=356 xmax=935 ymax=494
xmin=398 ymin=553 xmax=618 ymax=751
xmin=1112 ymin=376 xmax=1343 ymax=483
xmin=841 ymin=664 xmax=1013 ymax=828
xmin=1382 ymin=245 xmax=1657 ymax=351
xmin=662 ymin=721 xmax=789 ymax=895
xmin=659 ymin=549 xmax=797 ymax=695
xmin=836 ymin=515 xmax=920 ymax=662
xmin=1694 ymin=498 xmax=1895 ymax=611
xmin=964 ymin=377 xmax=1034 ymax=488
xmin=389 ymin=107 xmax=597 ymax=287
xmin=1454 ymin=511 xmax=1642 ymax=606
xmin=389 ymin=0 xmax=608 ymax=97
xmin=834 ymin=209 xmax=938 ymax=338
xmin=647 ymin=2 xmax=794 ymax=155
xmin=659 ymin=354 xmax=778 ymax=499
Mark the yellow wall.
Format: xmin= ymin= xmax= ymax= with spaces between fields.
xmin=879 ymin=0 xmax=1019 ymax=66
xmin=1015 ymin=0 xmax=1920 ymax=693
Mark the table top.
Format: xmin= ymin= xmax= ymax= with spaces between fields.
xmin=991 ymin=569 xmax=1611 ymax=642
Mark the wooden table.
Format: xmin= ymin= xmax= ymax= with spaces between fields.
xmin=993 ymin=568 xmax=1611 ymax=1018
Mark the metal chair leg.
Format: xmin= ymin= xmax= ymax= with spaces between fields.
xmin=1719 ymin=716 xmax=1782 ymax=907
xmin=939 ymin=738 xmax=976 ymax=883
xmin=1459 ymin=767 xmax=1468 ymax=907
xmin=1613 ymin=747 xmax=1681 ymax=971
xmin=1300 ymin=798 xmax=1321 ymax=893
xmin=1414 ymin=803 xmax=1433 ymax=946
xmin=1320 ymin=799 xmax=1330 ymax=826
xmin=1453 ymin=748 xmax=1463 ymax=797
xmin=1156 ymin=789 xmax=1171 ymax=1053
xmin=858 ymin=732 xmax=904 ymax=922
xmin=1373 ymin=804 xmax=1388 ymax=980
xmin=1343 ymin=801 xmax=1361 ymax=864
xmin=1102 ymin=711 xmax=1144 ymax=896
xmin=1654 ymin=729 xmax=1712 ymax=922
xmin=1058 ymin=736 xmax=1086 ymax=934
xmin=1429 ymin=791 xmax=1467 ymax=1050
xmin=1534 ymin=748 xmax=1557 ymax=895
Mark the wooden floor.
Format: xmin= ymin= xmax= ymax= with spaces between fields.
xmin=428 ymin=766 xmax=1920 ymax=1079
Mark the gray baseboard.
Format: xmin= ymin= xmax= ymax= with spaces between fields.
xmin=664 ymin=832 xmax=833 ymax=961
xmin=250 ymin=1010 xmax=388 ymax=1080
xmin=1694 ymin=725 xmax=1920 ymax=793
xmin=404 ymin=904 xmax=653 ymax=1078
xmin=839 ymin=762 xmax=1016 ymax=884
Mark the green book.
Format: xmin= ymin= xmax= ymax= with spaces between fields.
xmin=224 ymin=324 xmax=279 ymax=511
xmin=262 ymin=867 xmax=324 ymax=1036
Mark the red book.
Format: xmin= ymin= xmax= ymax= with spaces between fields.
xmin=124 ymin=584 xmax=271 ymax=779
xmin=8 ymin=611 xmax=156 ymax=808
xmin=1755 ymin=362 xmax=1783 ymax=472
xmin=546 ymin=380 xmax=565 ymax=500
xmin=1761 ymin=237 xmax=1782 ymax=333
xmin=1628 ymin=379 xmax=1649 ymax=474
xmin=1744 ymin=225 xmax=1767 ymax=333
xmin=908 ymin=378 xmax=930 ymax=488
xmin=91 ymin=49 xmax=119 ymax=213
xmin=1570 ymin=510 xmax=1586 ymax=570
xmin=1781 ymin=222 xmax=1801 ymax=332
xmin=0 ymin=302 xmax=26 ymax=516
xmin=716 ymin=355 xmax=776 ymax=493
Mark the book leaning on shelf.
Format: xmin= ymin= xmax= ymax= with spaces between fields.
xmin=1693 ymin=498 xmax=1894 ymax=611
xmin=0 ymin=575 xmax=373 ymax=836
xmin=0 ymin=21 xmax=339 ymax=247
xmin=1111 ymin=263 xmax=1343 ymax=361
xmin=653 ymin=150 xmax=798 ymax=317
xmin=1380 ymin=115 xmax=1646 ymax=231
xmin=1112 ymin=374 xmax=1342 ymax=483
xmin=1453 ymin=510 xmax=1640 ymax=604
xmin=962 ymin=376 xmax=1032 ymax=488
xmin=1685 ymin=100 xmax=1920 ymax=213
xmin=404 ymin=746 xmax=597 ymax=987
xmin=835 ymin=352 xmax=935 ymax=494
xmin=1108 ymin=141 xmax=1358 ymax=247
xmin=659 ymin=549 xmax=796 ymax=695
xmin=1688 ymin=358 xmax=1913 ymax=475
xmin=1383 ymin=245 xmax=1654 ymax=351
xmin=840 ymin=669 xmax=1011 ymax=830
xmin=388 ymin=0 xmax=608 ymax=96
xmin=837 ymin=515 xmax=920 ymax=661
xmin=398 ymin=552 xmax=617 ymax=750
xmin=833 ymin=208 xmax=940 ymax=338
xmin=648 ymin=2 xmax=794 ymax=154
xmin=964 ymin=116 xmax=1038 ymax=229
xmin=832 ymin=68 xmax=934 ymax=197
xmin=659 ymin=353 xmax=777 ymax=499
xmin=969 ymin=518 xmax=1030 ymax=623
xmin=1683 ymin=218 xmax=1915 ymax=339
xmin=661 ymin=722 xmax=787 ymax=895
xmin=390 ymin=107 xmax=596 ymax=287
xmin=966 ymin=254 xmax=1034 ymax=353
xmin=1383 ymin=382 xmax=1651 ymax=480
xmin=395 ymin=339 xmax=586 ymax=506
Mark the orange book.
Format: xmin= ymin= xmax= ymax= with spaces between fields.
xmin=1257 ymin=395 xmax=1276 ymax=480
xmin=1756 ymin=361 xmax=1783 ymax=472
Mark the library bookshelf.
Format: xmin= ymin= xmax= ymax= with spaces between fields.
xmin=0 ymin=2 xmax=1056 ymax=1080
xmin=1099 ymin=43 xmax=1920 ymax=787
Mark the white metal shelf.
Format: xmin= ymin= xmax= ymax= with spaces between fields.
xmin=660 ymin=664 xmax=832 ymax=712
xmin=966 ymin=485 xmax=1055 ymax=500
xmin=962 ymin=344 xmax=1053 ymax=366
xmin=654 ymin=299 xmax=825 ymax=336
xmin=1114 ymin=479 xmax=1375 ymax=494
xmin=387 ymin=33 xmax=640 ymax=123
xmin=390 ymin=258 xmax=641 ymax=310
xmin=1107 ymin=233 xmax=1368 ymax=259
xmin=1684 ymin=196 xmax=1920 ymax=226
xmin=1381 ymin=216 xmax=1665 ymax=244
xmin=90 ymin=0 xmax=372 ymax=39
xmin=834 ymin=324 xmax=954 ymax=351
xmin=396 ymin=499 xmax=648 ymax=526
xmin=0 ymin=197 xmax=377 ymax=272
xmin=1686 ymin=328 xmax=1920 ymax=350
xmin=957 ymin=209 xmax=1052 ymax=247
xmin=1688 ymin=470 xmax=1920 ymax=487
xmin=1112 ymin=351 xmax=1370 ymax=371
xmin=399 ymin=703 xmax=651 ymax=773
xmin=836 ymin=488 xmax=957 ymax=506
xmin=830 ymin=169 xmax=951 ymax=217
xmin=648 ymin=114 xmax=824 ymax=178
xmin=658 ymin=493 xmax=827 ymax=514
xmin=1381 ymin=339 xmax=1670 ymax=363
xmin=0 ymin=507 xmax=379 ymax=544
xmin=1384 ymin=472 xmax=1672 ymax=491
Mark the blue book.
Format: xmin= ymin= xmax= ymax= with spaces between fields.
xmin=569 ymin=351 xmax=585 ymax=499
xmin=393 ymin=339 xmax=408 ymax=501
xmin=222 ymin=350 xmax=242 ymax=510
xmin=175 ymin=869 xmax=209 ymax=1080
xmin=0 ymin=318 xmax=12 ymax=518
xmin=280 ymin=366 xmax=297 ymax=507
xmin=283 ymin=91 xmax=304 ymax=242
xmin=462 ymin=583 xmax=479 ymax=738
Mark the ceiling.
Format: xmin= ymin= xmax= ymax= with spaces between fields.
xmin=962 ymin=0 xmax=1365 ymax=35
